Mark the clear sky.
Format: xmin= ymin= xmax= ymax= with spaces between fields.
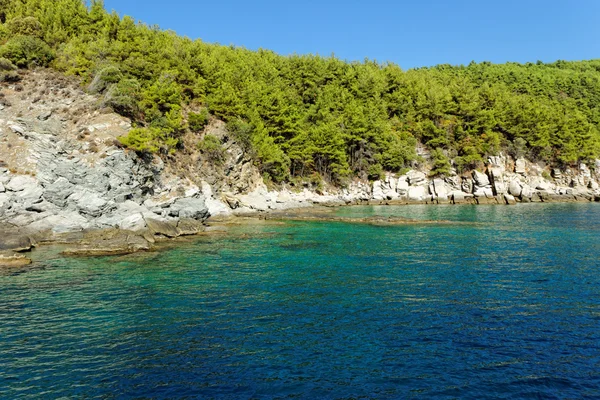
xmin=101 ymin=0 xmax=599 ymax=69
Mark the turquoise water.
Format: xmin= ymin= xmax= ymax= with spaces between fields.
xmin=1 ymin=203 xmax=600 ymax=399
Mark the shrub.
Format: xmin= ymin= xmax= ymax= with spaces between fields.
xmin=88 ymin=65 xmax=123 ymax=93
xmin=197 ymin=134 xmax=225 ymax=164
xmin=6 ymin=17 xmax=43 ymax=38
xmin=103 ymin=78 xmax=140 ymax=118
xmin=367 ymin=163 xmax=384 ymax=181
xmin=188 ymin=109 xmax=209 ymax=131
xmin=118 ymin=127 xmax=178 ymax=154
xmin=429 ymin=148 xmax=452 ymax=177
xmin=0 ymin=57 xmax=19 ymax=82
xmin=0 ymin=35 xmax=54 ymax=67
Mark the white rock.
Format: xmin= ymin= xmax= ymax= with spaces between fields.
xmin=119 ymin=213 xmax=147 ymax=231
xmin=9 ymin=125 xmax=26 ymax=135
xmin=407 ymin=170 xmax=427 ymax=186
xmin=5 ymin=176 xmax=38 ymax=192
xmin=371 ymin=181 xmax=385 ymax=200
xmin=473 ymin=187 xmax=494 ymax=198
xmin=472 ymin=170 xmax=490 ymax=187
xmin=408 ymin=186 xmax=427 ymax=201
xmin=515 ymin=158 xmax=526 ymax=174
xmin=508 ymin=180 xmax=522 ymax=197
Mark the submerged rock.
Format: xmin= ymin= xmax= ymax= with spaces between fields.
xmin=0 ymin=252 xmax=32 ymax=267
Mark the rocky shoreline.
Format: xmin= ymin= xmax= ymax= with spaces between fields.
xmin=1 ymin=70 xmax=600 ymax=267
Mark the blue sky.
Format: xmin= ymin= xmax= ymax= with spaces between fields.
xmin=102 ymin=0 xmax=600 ymax=69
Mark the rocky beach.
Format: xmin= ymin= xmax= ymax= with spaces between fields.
xmin=1 ymin=70 xmax=600 ymax=265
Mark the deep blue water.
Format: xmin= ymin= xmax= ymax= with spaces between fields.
xmin=1 ymin=203 xmax=600 ymax=399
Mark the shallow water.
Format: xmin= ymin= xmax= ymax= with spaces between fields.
xmin=1 ymin=203 xmax=600 ymax=399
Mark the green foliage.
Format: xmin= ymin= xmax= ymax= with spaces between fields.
xmin=197 ymin=134 xmax=225 ymax=164
xmin=6 ymin=16 xmax=43 ymax=38
xmin=4 ymin=0 xmax=600 ymax=184
xmin=0 ymin=35 xmax=53 ymax=67
xmin=118 ymin=127 xmax=178 ymax=154
xmin=188 ymin=109 xmax=209 ymax=131
xmin=0 ymin=56 xmax=19 ymax=82
xmin=429 ymin=148 xmax=452 ymax=177
xmin=88 ymin=65 xmax=123 ymax=93
xmin=367 ymin=163 xmax=384 ymax=181
xmin=103 ymin=78 xmax=140 ymax=118
xmin=0 ymin=57 xmax=16 ymax=71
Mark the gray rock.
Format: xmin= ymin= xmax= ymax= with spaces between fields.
xmin=432 ymin=178 xmax=449 ymax=200
xmin=26 ymin=212 xmax=90 ymax=234
xmin=43 ymin=177 xmax=76 ymax=207
xmin=119 ymin=213 xmax=147 ymax=231
xmin=0 ymin=182 xmax=4 ymax=193
xmin=451 ymin=190 xmax=466 ymax=204
xmin=9 ymin=124 xmax=25 ymax=135
xmin=371 ymin=181 xmax=385 ymax=200
xmin=169 ymin=197 xmax=209 ymax=220
xmin=145 ymin=217 xmax=180 ymax=238
xmin=177 ymin=218 xmax=206 ymax=235
xmin=67 ymin=190 xmax=109 ymax=217
xmin=0 ymin=235 xmax=33 ymax=252
xmin=473 ymin=187 xmax=494 ymax=198
xmin=37 ymin=111 xmax=52 ymax=121
xmin=396 ymin=177 xmax=409 ymax=195
xmin=5 ymin=176 xmax=38 ymax=192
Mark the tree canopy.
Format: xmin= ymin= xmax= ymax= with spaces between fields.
xmin=1 ymin=0 xmax=599 ymax=183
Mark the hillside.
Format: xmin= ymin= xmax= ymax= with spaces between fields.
xmin=1 ymin=0 xmax=600 ymax=186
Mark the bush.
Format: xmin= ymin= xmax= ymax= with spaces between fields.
xmin=0 ymin=57 xmax=19 ymax=82
xmin=226 ymin=118 xmax=253 ymax=153
xmin=197 ymin=134 xmax=225 ymax=164
xmin=0 ymin=57 xmax=16 ymax=71
xmin=0 ymin=35 xmax=54 ymax=67
xmin=188 ymin=109 xmax=209 ymax=131
xmin=6 ymin=17 xmax=43 ymax=38
xmin=118 ymin=127 xmax=178 ymax=154
xmin=429 ymin=148 xmax=452 ymax=177
xmin=88 ymin=65 xmax=123 ymax=93
xmin=367 ymin=163 xmax=384 ymax=181
xmin=103 ymin=78 xmax=140 ymax=118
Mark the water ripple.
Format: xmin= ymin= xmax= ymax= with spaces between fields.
xmin=1 ymin=203 xmax=600 ymax=398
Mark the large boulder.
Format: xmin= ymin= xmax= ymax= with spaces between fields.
xmin=472 ymin=170 xmax=490 ymax=187
xmin=508 ymin=180 xmax=522 ymax=197
xmin=407 ymin=170 xmax=426 ymax=186
xmin=407 ymin=186 xmax=427 ymax=201
xmin=431 ymin=178 xmax=449 ymax=201
xmin=26 ymin=212 xmax=90 ymax=234
xmin=144 ymin=217 xmax=179 ymax=238
xmin=371 ymin=181 xmax=385 ymax=200
xmin=396 ymin=177 xmax=409 ymax=196
xmin=169 ymin=197 xmax=209 ymax=220
xmin=0 ymin=235 xmax=33 ymax=252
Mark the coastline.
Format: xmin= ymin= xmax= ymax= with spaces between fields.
xmin=2 ymin=198 xmax=599 ymax=269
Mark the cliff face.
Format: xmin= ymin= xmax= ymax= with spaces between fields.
xmin=1 ymin=69 xmax=599 ymax=255
xmin=0 ymin=70 xmax=211 ymax=245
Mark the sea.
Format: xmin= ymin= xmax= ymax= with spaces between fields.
xmin=1 ymin=203 xmax=599 ymax=399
